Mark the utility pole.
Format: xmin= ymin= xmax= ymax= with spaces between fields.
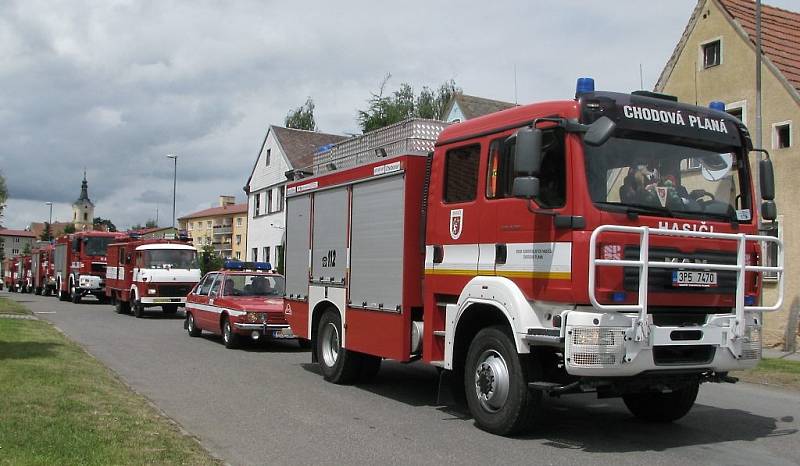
xmin=166 ymin=154 xmax=178 ymax=229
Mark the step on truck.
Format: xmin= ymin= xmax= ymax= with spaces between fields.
xmin=283 ymin=78 xmax=784 ymax=435
xmin=105 ymin=236 xmax=201 ymax=317
xmin=54 ymin=231 xmax=124 ymax=303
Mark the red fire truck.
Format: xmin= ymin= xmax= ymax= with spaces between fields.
xmin=15 ymin=254 xmax=33 ymax=293
xmin=32 ymin=244 xmax=57 ymax=296
xmin=54 ymin=231 xmax=124 ymax=303
xmin=2 ymin=257 xmax=17 ymax=291
xmin=283 ymin=79 xmax=784 ymax=435
xmin=105 ymin=237 xmax=201 ymax=317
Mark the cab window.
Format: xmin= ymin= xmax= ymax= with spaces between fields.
xmin=196 ymin=273 xmax=216 ymax=295
xmin=208 ymin=274 xmax=223 ymax=296
xmin=444 ymin=144 xmax=480 ymax=203
xmin=485 ymin=128 xmax=566 ymax=208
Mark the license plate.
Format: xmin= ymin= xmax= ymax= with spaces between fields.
xmin=272 ymin=328 xmax=295 ymax=339
xmin=672 ymin=270 xmax=717 ymax=287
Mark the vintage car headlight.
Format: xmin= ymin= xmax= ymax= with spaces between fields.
xmin=245 ymin=312 xmax=265 ymax=323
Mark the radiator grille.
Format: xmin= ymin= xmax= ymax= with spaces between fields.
xmin=157 ymin=284 xmax=193 ymax=297
xmin=624 ymin=246 xmax=736 ymax=294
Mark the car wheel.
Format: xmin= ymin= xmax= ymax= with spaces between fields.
xmin=186 ymin=312 xmax=202 ymax=337
xmin=464 ymin=325 xmax=541 ymax=436
xmin=623 ymin=381 xmax=700 ymax=422
xmin=222 ymin=317 xmax=239 ymax=349
xmin=317 ymin=309 xmax=362 ymax=384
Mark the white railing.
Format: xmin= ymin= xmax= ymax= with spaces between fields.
xmin=588 ymin=225 xmax=784 ymax=341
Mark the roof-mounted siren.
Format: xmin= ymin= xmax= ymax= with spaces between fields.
xmin=709 ymin=101 xmax=726 ymax=112
xmin=575 ymin=77 xmax=595 ymax=99
xmin=223 ymin=260 xmax=244 ymax=271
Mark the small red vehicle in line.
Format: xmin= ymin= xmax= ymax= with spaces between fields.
xmin=184 ymin=261 xmax=304 ymax=349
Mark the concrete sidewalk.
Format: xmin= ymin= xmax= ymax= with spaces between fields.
xmin=763 ymin=348 xmax=800 ymax=362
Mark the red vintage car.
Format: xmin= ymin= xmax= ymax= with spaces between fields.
xmin=184 ymin=264 xmax=307 ymax=349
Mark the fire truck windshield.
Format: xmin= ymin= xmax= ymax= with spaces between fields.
xmin=584 ymin=137 xmax=750 ymax=222
xmin=142 ymin=249 xmax=198 ymax=270
xmin=85 ymin=237 xmax=117 ymax=256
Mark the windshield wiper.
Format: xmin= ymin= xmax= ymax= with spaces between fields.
xmin=594 ymin=202 xmax=675 ymax=219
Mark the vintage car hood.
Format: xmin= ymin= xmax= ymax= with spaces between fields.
xmin=220 ymin=296 xmax=284 ymax=312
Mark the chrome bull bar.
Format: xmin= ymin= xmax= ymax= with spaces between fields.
xmin=588 ymin=225 xmax=784 ymax=341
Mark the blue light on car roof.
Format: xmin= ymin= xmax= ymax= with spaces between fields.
xmin=223 ymin=260 xmax=244 ymax=270
xmin=575 ymin=77 xmax=595 ymax=98
xmin=709 ymin=101 xmax=726 ymax=111
xmin=253 ymin=262 xmax=272 ymax=271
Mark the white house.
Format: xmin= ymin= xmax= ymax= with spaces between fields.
xmin=244 ymin=125 xmax=346 ymax=266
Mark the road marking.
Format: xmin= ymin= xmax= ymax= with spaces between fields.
xmin=35 ymin=311 xmax=56 ymax=314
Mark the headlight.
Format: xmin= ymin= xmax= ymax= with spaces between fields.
xmin=741 ymin=326 xmax=762 ymax=360
xmin=148 ymin=288 xmax=157 ymax=295
xmin=245 ymin=312 xmax=265 ymax=323
xmin=566 ymin=327 xmax=627 ymax=368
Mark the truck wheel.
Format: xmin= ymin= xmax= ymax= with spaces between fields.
xmin=622 ymin=381 xmax=700 ymax=422
xmin=71 ymin=286 xmax=81 ymax=304
xmin=186 ymin=312 xmax=202 ymax=337
xmin=115 ymin=298 xmax=130 ymax=315
xmin=317 ymin=309 xmax=362 ymax=384
xmin=221 ymin=317 xmax=240 ymax=349
xmin=35 ymin=287 xmax=42 ymax=295
xmin=359 ymin=355 xmax=382 ymax=383
xmin=162 ymin=304 xmax=178 ymax=314
xmin=133 ymin=301 xmax=145 ymax=318
xmin=57 ymin=281 xmax=68 ymax=301
xmin=464 ymin=326 xmax=541 ymax=436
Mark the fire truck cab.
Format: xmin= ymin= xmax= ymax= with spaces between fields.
xmin=3 ymin=257 xmax=18 ymax=292
xmin=55 ymin=231 xmax=124 ymax=303
xmin=32 ymin=244 xmax=56 ymax=296
xmin=106 ymin=237 xmax=201 ymax=317
xmin=283 ymin=79 xmax=784 ymax=435
xmin=16 ymin=255 xmax=32 ymax=293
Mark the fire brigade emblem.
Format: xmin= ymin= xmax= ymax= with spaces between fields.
xmin=449 ymin=209 xmax=463 ymax=240
xmin=284 ymin=303 xmax=292 ymax=316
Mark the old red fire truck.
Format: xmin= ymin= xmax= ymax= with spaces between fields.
xmin=32 ymin=244 xmax=56 ymax=296
xmin=105 ymin=236 xmax=201 ymax=317
xmin=16 ymin=254 xmax=33 ymax=293
xmin=55 ymin=231 xmax=124 ymax=303
xmin=283 ymin=78 xmax=784 ymax=435
xmin=2 ymin=257 xmax=18 ymax=291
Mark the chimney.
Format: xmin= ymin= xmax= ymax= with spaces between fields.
xmin=219 ymin=195 xmax=235 ymax=207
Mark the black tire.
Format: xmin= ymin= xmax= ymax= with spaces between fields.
xmin=622 ymin=381 xmax=700 ymax=422
xmin=297 ymin=338 xmax=312 ymax=350
xmin=221 ymin=317 xmax=240 ymax=349
xmin=186 ymin=312 xmax=202 ymax=337
xmin=70 ymin=281 xmax=81 ymax=304
xmin=115 ymin=298 xmax=130 ymax=315
xmin=133 ymin=300 xmax=145 ymax=318
xmin=359 ymin=355 xmax=382 ymax=383
xmin=464 ymin=326 xmax=541 ymax=436
xmin=162 ymin=304 xmax=178 ymax=314
xmin=35 ymin=287 xmax=42 ymax=295
xmin=57 ymin=281 xmax=69 ymax=301
xmin=316 ymin=309 xmax=362 ymax=384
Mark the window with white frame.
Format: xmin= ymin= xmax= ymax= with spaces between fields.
xmin=772 ymin=121 xmax=792 ymax=149
xmin=236 ymin=217 xmax=242 ymax=226
xmin=726 ymin=100 xmax=746 ymax=124
xmin=700 ymin=38 xmax=721 ymax=69
xmin=254 ymin=193 xmax=261 ymax=216
xmin=235 ymin=251 xmax=241 ymax=259
xmin=235 ymin=234 xmax=241 ymax=245
xmin=277 ymin=186 xmax=285 ymax=212
xmin=267 ymin=190 xmax=274 ymax=214
xmin=252 ymin=248 xmax=258 ymax=261
xmin=263 ymin=246 xmax=270 ymax=263
xmin=265 ymin=148 xmax=271 ymax=166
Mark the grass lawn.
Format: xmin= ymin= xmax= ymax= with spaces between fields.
xmin=0 ymin=295 xmax=32 ymax=315
xmin=0 ymin=298 xmax=219 ymax=465
xmin=735 ymin=357 xmax=800 ymax=391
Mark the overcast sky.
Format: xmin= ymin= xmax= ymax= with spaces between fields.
xmin=0 ymin=0 xmax=795 ymax=230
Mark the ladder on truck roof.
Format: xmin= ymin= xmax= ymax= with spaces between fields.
xmin=300 ymin=118 xmax=450 ymax=176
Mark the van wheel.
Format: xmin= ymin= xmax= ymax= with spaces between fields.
xmin=186 ymin=312 xmax=202 ymax=337
xmin=317 ymin=309 xmax=362 ymax=384
xmin=464 ymin=326 xmax=541 ymax=436
xmin=623 ymin=381 xmax=699 ymax=422
xmin=222 ymin=317 xmax=239 ymax=349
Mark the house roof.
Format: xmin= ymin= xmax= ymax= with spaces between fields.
xmin=0 ymin=229 xmax=37 ymax=238
xmin=28 ymin=222 xmax=74 ymax=239
xmin=244 ymin=126 xmax=347 ymax=192
xmin=177 ymin=203 xmax=247 ymax=221
xmin=443 ymin=93 xmax=517 ymax=121
xmin=656 ymin=0 xmax=800 ymax=101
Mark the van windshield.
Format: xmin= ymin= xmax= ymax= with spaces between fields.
xmin=584 ymin=137 xmax=750 ymax=222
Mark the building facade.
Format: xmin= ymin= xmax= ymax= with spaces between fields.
xmin=655 ymin=0 xmax=799 ymax=345
xmin=244 ymin=126 xmax=346 ymax=267
xmin=178 ymin=196 xmax=248 ymax=260
xmin=442 ymin=93 xmax=516 ymax=123
xmin=0 ymin=229 xmax=37 ymax=258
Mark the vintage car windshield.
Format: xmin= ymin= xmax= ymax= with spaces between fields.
xmin=222 ymin=274 xmax=285 ymax=297
xmin=86 ymin=237 xmax=117 ymax=256
xmin=584 ymin=136 xmax=750 ymax=222
xmin=142 ymin=249 xmax=198 ymax=269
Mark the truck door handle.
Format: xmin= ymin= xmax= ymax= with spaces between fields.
xmin=432 ymin=245 xmax=444 ymax=264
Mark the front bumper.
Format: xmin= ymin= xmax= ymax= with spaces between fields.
xmin=556 ymin=309 xmax=761 ymax=377
xmin=233 ymin=322 xmax=295 ymax=339
xmin=140 ymin=297 xmax=187 ymax=305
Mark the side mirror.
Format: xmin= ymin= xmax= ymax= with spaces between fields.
xmin=760 ymin=158 xmax=775 ymax=200
xmin=761 ymin=200 xmax=777 ymax=221
xmin=511 ymin=128 xmax=543 ymax=199
xmin=584 ymin=116 xmax=616 ymax=146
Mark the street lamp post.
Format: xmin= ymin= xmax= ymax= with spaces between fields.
xmin=166 ymin=154 xmax=178 ymax=230
xmin=45 ymin=202 xmax=53 ymax=242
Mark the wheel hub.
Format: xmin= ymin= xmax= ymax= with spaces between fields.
xmin=474 ymin=350 xmax=510 ymax=412
xmin=321 ymin=322 xmax=340 ymax=368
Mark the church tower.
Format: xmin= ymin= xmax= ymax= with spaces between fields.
xmin=72 ymin=171 xmax=95 ymax=231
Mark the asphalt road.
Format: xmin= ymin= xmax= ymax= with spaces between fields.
xmin=5 ymin=291 xmax=800 ymax=466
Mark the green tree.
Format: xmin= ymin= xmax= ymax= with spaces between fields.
xmin=93 ymin=217 xmax=117 ymax=232
xmin=63 ymin=224 xmax=76 ymax=234
xmin=40 ymin=222 xmax=53 ymax=242
xmin=285 ymin=97 xmax=317 ymax=131
xmin=22 ymin=243 xmax=31 ymax=255
xmin=357 ymin=74 xmax=459 ymax=133
xmin=199 ymin=244 xmax=223 ymax=276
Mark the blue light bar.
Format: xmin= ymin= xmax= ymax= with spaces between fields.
xmin=223 ymin=260 xmax=244 ymax=270
xmin=575 ymin=77 xmax=595 ymax=98
xmin=709 ymin=101 xmax=726 ymax=111
xmin=252 ymin=261 xmax=272 ymax=271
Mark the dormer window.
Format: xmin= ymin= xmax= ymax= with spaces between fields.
xmin=702 ymin=39 xmax=721 ymax=68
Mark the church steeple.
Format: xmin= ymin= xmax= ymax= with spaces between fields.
xmin=76 ymin=170 xmax=92 ymax=204
xmin=72 ymin=171 xmax=95 ymax=231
